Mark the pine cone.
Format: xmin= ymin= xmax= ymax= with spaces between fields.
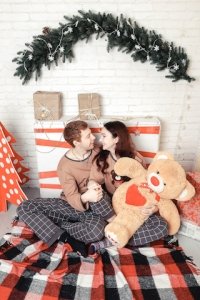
xmin=42 ymin=27 xmax=51 ymax=35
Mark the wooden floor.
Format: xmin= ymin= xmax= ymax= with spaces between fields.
xmin=0 ymin=187 xmax=200 ymax=267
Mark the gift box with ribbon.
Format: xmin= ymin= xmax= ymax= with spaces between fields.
xmin=78 ymin=93 xmax=101 ymax=120
xmin=33 ymin=91 xmax=62 ymax=120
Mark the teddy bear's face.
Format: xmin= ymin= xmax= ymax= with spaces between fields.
xmin=147 ymin=159 xmax=186 ymax=199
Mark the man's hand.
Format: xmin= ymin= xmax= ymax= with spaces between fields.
xmin=81 ymin=188 xmax=103 ymax=203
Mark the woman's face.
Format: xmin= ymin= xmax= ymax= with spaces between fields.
xmin=99 ymin=127 xmax=119 ymax=151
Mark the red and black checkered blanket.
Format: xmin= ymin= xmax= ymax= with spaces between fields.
xmin=0 ymin=220 xmax=200 ymax=300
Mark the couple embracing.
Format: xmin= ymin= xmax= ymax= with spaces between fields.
xmin=17 ymin=120 xmax=168 ymax=257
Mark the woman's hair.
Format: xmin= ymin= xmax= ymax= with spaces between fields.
xmin=94 ymin=121 xmax=135 ymax=174
xmin=63 ymin=120 xmax=88 ymax=147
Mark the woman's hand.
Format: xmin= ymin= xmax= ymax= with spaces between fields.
xmin=87 ymin=180 xmax=101 ymax=190
xmin=140 ymin=204 xmax=158 ymax=219
xmin=81 ymin=186 xmax=103 ymax=203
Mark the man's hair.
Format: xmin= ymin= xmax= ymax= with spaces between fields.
xmin=63 ymin=120 xmax=88 ymax=147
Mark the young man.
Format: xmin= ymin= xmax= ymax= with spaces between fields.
xmin=17 ymin=121 xmax=115 ymax=257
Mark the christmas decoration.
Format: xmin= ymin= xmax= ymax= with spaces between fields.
xmin=78 ymin=93 xmax=101 ymax=120
xmin=13 ymin=11 xmax=194 ymax=84
xmin=0 ymin=122 xmax=30 ymax=185
xmin=0 ymin=122 xmax=29 ymax=212
xmin=33 ymin=91 xmax=62 ymax=120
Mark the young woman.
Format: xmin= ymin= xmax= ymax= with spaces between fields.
xmin=88 ymin=121 xmax=168 ymax=253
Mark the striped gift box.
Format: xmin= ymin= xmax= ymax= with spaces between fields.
xmin=34 ymin=117 xmax=161 ymax=197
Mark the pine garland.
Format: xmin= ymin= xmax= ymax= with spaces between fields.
xmin=13 ymin=10 xmax=195 ymax=84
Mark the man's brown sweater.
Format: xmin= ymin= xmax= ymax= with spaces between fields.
xmin=57 ymin=147 xmax=99 ymax=212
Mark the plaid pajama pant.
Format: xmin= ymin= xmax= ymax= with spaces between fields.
xmin=17 ymin=194 xmax=168 ymax=247
xmin=17 ymin=193 xmax=113 ymax=246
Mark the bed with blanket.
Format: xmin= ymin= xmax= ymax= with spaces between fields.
xmin=0 ymin=219 xmax=199 ymax=300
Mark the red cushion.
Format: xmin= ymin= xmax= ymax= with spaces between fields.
xmin=177 ymin=172 xmax=200 ymax=226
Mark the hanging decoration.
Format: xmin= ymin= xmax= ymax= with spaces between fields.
xmin=0 ymin=122 xmax=29 ymax=212
xmin=13 ymin=10 xmax=194 ymax=84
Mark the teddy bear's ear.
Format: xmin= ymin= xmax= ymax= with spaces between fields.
xmin=114 ymin=157 xmax=145 ymax=179
xmin=175 ymin=180 xmax=195 ymax=201
xmin=153 ymin=151 xmax=174 ymax=162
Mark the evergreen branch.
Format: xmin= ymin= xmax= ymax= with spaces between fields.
xmin=12 ymin=10 xmax=195 ymax=84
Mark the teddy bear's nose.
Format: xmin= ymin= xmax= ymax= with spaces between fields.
xmin=150 ymin=176 xmax=160 ymax=186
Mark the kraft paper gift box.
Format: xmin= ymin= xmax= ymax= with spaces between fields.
xmin=33 ymin=91 xmax=62 ymax=120
xmin=78 ymin=93 xmax=101 ymax=120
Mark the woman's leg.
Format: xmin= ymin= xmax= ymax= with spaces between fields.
xmin=128 ymin=214 xmax=168 ymax=246
xmin=89 ymin=214 xmax=168 ymax=253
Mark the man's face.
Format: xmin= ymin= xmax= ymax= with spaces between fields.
xmin=78 ymin=127 xmax=95 ymax=150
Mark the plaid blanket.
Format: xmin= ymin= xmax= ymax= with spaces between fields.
xmin=0 ymin=220 xmax=200 ymax=300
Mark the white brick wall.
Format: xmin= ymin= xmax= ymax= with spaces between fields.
xmin=0 ymin=0 xmax=199 ymax=187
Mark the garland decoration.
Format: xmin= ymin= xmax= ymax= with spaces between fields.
xmin=13 ymin=10 xmax=195 ymax=84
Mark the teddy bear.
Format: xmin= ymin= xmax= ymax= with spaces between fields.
xmin=104 ymin=152 xmax=195 ymax=248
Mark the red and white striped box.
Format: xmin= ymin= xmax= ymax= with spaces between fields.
xmin=34 ymin=116 xmax=161 ymax=197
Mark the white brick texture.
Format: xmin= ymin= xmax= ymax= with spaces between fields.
xmin=0 ymin=0 xmax=199 ymax=187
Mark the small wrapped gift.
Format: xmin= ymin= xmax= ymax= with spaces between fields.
xmin=33 ymin=91 xmax=62 ymax=120
xmin=78 ymin=93 xmax=101 ymax=120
